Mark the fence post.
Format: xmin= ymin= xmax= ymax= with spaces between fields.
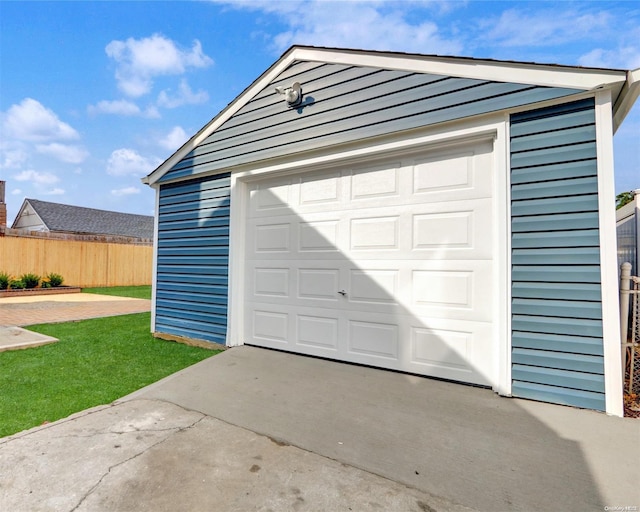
xmin=621 ymin=262 xmax=632 ymax=345
xmin=620 ymin=262 xmax=632 ymax=382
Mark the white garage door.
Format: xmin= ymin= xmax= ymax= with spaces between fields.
xmin=244 ymin=140 xmax=496 ymax=386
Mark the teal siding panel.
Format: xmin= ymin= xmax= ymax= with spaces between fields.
xmin=510 ymin=98 xmax=606 ymax=411
xmin=512 ymin=247 xmax=600 ymax=265
xmin=512 ymin=314 xmax=603 ymax=337
xmin=155 ymin=173 xmax=230 ymax=345
xmin=512 ymin=282 xmax=601 ymax=301
xmin=511 ymin=97 xmax=596 ymax=122
xmin=158 ymin=176 xmax=231 ymax=198
xmin=511 ymin=194 xmax=599 ymax=216
xmin=512 ymin=365 xmax=604 ymax=393
xmin=512 ymin=298 xmax=602 ymax=319
xmin=158 ymin=246 xmax=229 ymax=257
xmin=511 ymin=212 xmax=600 ymax=233
xmin=154 ymin=322 xmax=226 ymax=345
xmin=511 ymin=265 xmax=601 ymax=283
xmin=512 ymin=331 xmax=603 ymax=356
xmin=510 ymin=125 xmax=596 ymax=153
xmin=512 ymin=229 xmax=599 ymax=248
xmin=512 ymin=348 xmax=603 ymax=374
xmin=511 ymin=160 xmax=597 ymax=185
xmin=511 ymin=381 xmax=605 ymax=411
xmin=157 ymin=294 xmax=227 ymax=310
xmin=510 ymin=109 xmax=595 ymax=137
xmin=511 ymin=141 xmax=596 ymax=169
xmin=510 ymin=176 xmax=598 ymax=200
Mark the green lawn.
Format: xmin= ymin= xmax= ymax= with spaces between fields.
xmin=82 ymin=285 xmax=152 ymax=299
xmin=0 ymin=312 xmax=219 ymax=438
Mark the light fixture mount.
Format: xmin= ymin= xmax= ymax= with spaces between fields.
xmin=274 ymin=82 xmax=303 ymax=107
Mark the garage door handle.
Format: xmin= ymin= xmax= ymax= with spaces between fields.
xmin=338 ymin=290 xmax=347 ymax=296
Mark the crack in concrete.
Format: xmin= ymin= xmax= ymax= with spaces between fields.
xmin=69 ymin=414 xmax=206 ymax=511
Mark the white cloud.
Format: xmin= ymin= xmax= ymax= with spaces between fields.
xmin=14 ymin=169 xmax=60 ymax=185
xmin=0 ymin=141 xmax=28 ymax=169
xmin=43 ymin=187 xmax=65 ymax=196
xmin=106 ymin=148 xmax=161 ymax=177
xmin=36 ymin=143 xmax=88 ymax=164
xmin=158 ymin=79 xmax=209 ymax=108
xmin=105 ymin=34 xmax=213 ymax=97
xmin=579 ymin=46 xmax=640 ymax=70
xmin=159 ymin=126 xmax=189 ymax=152
xmin=213 ymin=1 xmax=463 ymax=54
xmin=11 ymin=188 xmax=22 ymax=196
xmin=478 ymin=8 xmax=612 ymax=48
xmin=111 ymin=186 xmax=141 ymax=196
xmin=3 ymin=98 xmax=79 ymax=142
xmin=87 ymin=99 xmax=161 ymax=118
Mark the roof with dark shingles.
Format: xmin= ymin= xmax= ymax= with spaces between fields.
xmin=25 ymin=199 xmax=154 ymax=239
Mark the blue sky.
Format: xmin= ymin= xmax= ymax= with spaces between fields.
xmin=1 ymin=1 xmax=638 ymax=223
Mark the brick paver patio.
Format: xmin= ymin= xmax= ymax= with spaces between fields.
xmin=0 ymin=294 xmax=151 ymax=326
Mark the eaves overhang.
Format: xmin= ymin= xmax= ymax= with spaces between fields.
xmin=142 ymin=45 xmax=632 ymax=187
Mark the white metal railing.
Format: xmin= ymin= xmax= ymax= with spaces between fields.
xmin=620 ymin=262 xmax=640 ymax=395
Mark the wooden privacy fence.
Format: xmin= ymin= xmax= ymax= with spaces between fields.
xmin=0 ymin=236 xmax=153 ymax=287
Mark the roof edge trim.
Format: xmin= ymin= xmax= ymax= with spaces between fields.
xmin=613 ymin=68 xmax=640 ymax=133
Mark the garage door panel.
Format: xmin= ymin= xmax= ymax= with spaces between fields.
xmin=350 ymin=162 xmax=401 ymax=201
xmin=244 ymin=138 xmax=496 ymax=386
xmin=300 ymin=171 xmax=342 ymax=205
xmin=299 ymin=220 xmax=340 ymax=252
xmin=407 ymin=320 xmax=493 ymax=385
xmin=348 ymin=269 xmax=399 ymax=305
xmin=253 ymin=222 xmax=292 ymax=253
xmin=253 ymin=267 xmax=290 ymax=298
xmin=298 ymin=267 xmax=341 ymax=301
xmin=411 ymin=142 xmax=493 ymax=201
xmin=251 ymin=309 xmax=290 ymax=344
xmin=348 ymin=319 xmax=400 ymax=360
xmin=296 ymin=314 xmax=340 ymax=351
xmin=350 ymin=216 xmax=400 ymax=251
xmin=249 ymin=177 xmax=296 ymax=215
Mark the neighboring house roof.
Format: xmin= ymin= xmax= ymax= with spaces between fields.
xmin=11 ymin=198 xmax=154 ymax=239
xmin=142 ymin=45 xmax=639 ymax=186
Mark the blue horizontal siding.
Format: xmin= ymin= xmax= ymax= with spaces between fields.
xmin=512 ymin=247 xmax=600 ymax=265
xmin=512 ymin=348 xmax=603 ymax=374
xmin=511 ymin=211 xmax=599 ymax=232
xmin=512 ymin=229 xmax=599 ymax=248
xmin=158 ymin=61 xmax=581 ymax=183
xmin=511 ymin=159 xmax=597 ymax=185
xmin=510 ymin=98 xmax=605 ymax=411
xmin=512 ymin=298 xmax=602 ymax=319
xmin=512 ymin=282 xmax=601 ymax=301
xmin=511 ymin=176 xmax=598 ymax=200
xmin=512 ymin=381 xmax=605 ymax=411
xmin=512 ymin=331 xmax=603 ymax=356
xmin=154 ymin=173 xmax=231 ymax=345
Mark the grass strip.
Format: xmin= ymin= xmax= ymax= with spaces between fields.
xmin=0 ymin=312 xmax=218 ymax=438
xmin=82 ymin=285 xmax=151 ymax=299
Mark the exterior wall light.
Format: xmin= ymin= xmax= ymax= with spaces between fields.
xmin=275 ymin=82 xmax=303 ymax=107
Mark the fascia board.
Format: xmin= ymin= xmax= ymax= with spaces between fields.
xmin=613 ymin=68 xmax=640 ymax=133
xmin=143 ymin=48 xmax=299 ymax=186
xmin=292 ymin=47 xmax=627 ymax=92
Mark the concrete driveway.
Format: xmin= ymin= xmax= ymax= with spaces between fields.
xmin=1 ymin=344 xmax=638 ymax=511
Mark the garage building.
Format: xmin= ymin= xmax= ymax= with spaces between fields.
xmin=143 ymin=46 xmax=640 ymax=417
